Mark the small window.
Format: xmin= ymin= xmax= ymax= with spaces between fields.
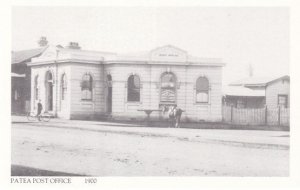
xmin=61 ymin=74 xmax=67 ymax=100
xmin=81 ymin=74 xmax=93 ymax=100
xmin=196 ymin=77 xmax=209 ymax=103
xmin=278 ymin=95 xmax=288 ymax=108
xmin=127 ymin=75 xmax=140 ymax=102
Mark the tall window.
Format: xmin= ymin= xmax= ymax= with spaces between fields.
xmin=196 ymin=77 xmax=209 ymax=103
xmin=61 ymin=74 xmax=67 ymax=100
xmin=127 ymin=75 xmax=140 ymax=102
xmin=278 ymin=95 xmax=288 ymax=108
xmin=34 ymin=75 xmax=39 ymax=100
xmin=81 ymin=74 xmax=93 ymax=100
xmin=160 ymin=72 xmax=176 ymax=103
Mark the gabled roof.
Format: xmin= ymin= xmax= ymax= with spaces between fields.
xmin=105 ymin=45 xmax=224 ymax=66
xmin=230 ymin=75 xmax=290 ymax=87
xmin=223 ymin=85 xmax=265 ymax=97
xmin=12 ymin=46 xmax=48 ymax=64
xmin=27 ymin=44 xmax=224 ymax=66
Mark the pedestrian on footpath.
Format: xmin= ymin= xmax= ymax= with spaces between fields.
xmin=174 ymin=105 xmax=183 ymax=128
xmin=168 ymin=106 xmax=176 ymax=128
xmin=37 ymin=100 xmax=43 ymax=121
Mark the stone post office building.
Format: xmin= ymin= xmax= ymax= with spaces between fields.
xmin=28 ymin=44 xmax=225 ymax=122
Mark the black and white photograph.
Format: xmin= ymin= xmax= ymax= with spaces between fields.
xmin=10 ymin=6 xmax=291 ymax=177
xmin=2 ymin=0 xmax=300 ymax=189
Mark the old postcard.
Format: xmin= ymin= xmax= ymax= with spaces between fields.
xmin=1 ymin=0 xmax=300 ymax=189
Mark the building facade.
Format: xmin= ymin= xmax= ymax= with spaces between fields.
xmin=223 ymin=75 xmax=290 ymax=109
xmin=28 ymin=44 xmax=224 ymax=122
xmin=265 ymin=77 xmax=290 ymax=109
xmin=11 ymin=46 xmax=47 ymax=114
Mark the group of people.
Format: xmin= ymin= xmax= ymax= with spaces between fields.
xmin=164 ymin=105 xmax=184 ymax=128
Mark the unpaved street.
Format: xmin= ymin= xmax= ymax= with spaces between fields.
xmin=11 ymin=118 xmax=289 ymax=176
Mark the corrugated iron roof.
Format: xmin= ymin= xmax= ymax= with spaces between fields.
xmin=230 ymin=75 xmax=289 ymax=86
xmin=11 ymin=46 xmax=48 ymax=64
xmin=223 ymin=85 xmax=265 ymax=97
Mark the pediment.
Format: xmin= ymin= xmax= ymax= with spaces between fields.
xmin=150 ymin=45 xmax=188 ymax=62
xmin=37 ymin=46 xmax=58 ymax=59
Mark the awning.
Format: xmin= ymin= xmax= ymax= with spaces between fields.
xmin=223 ymin=85 xmax=265 ymax=97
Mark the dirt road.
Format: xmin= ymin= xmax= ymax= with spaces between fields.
xmin=11 ymin=119 xmax=289 ymax=176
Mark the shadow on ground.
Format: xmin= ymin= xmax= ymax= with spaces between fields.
xmin=11 ymin=121 xmax=37 ymax=124
xmin=11 ymin=165 xmax=86 ymax=176
xmin=93 ymin=120 xmax=290 ymax=131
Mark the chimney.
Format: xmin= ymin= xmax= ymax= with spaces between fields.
xmin=38 ymin=36 xmax=48 ymax=47
xmin=67 ymin=42 xmax=81 ymax=49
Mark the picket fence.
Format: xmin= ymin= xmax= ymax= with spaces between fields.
xmin=222 ymin=106 xmax=289 ymax=126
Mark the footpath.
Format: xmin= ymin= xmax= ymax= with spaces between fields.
xmin=12 ymin=116 xmax=289 ymax=150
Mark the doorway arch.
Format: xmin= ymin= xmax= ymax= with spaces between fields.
xmin=160 ymin=72 xmax=177 ymax=104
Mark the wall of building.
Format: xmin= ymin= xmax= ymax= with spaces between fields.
xmin=11 ymin=63 xmax=32 ymax=113
xmin=104 ymin=64 xmax=149 ymax=120
xmin=11 ymin=77 xmax=26 ymax=114
xmin=56 ymin=64 xmax=71 ymax=119
xmin=31 ymin=63 xmax=72 ymax=119
xmin=69 ymin=63 xmax=105 ymax=120
xmin=266 ymin=79 xmax=290 ymax=109
xmin=104 ymin=63 xmax=223 ymax=122
xmin=185 ymin=66 xmax=223 ymax=122
xmin=30 ymin=62 xmax=223 ymax=122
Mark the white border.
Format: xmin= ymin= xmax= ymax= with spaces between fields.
xmin=1 ymin=0 xmax=300 ymax=190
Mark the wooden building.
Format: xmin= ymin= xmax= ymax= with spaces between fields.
xmin=11 ymin=46 xmax=47 ymax=114
xmin=28 ymin=44 xmax=225 ymax=122
xmin=223 ymin=75 xmax=290 ymax=109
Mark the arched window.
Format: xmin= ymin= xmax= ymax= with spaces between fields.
xmin=127 ymin=75 xmax=140 ymax=102
xmin=196 ymin=77 xmax=209 ymax=103
xmin=160 ymin=72 xmax=176 ymax=103
xmin=34 ymin=75 xmax=39 ymax=100
xmin=81 ymin=74 xmax=93 ymax=100
xmin=61 ymin=74 xmax=67 ymax=100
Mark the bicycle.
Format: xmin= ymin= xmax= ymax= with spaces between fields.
xmin=26 ymin=111 xmax=53 ymax=122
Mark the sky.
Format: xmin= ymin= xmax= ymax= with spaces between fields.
xmin=12 ymin=6 xmax=289 ymax=85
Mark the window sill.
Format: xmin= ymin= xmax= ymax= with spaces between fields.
xmin=126 ymin=101 xmax=142 ymax=104
xmin=194 ymin=102 xmax=210 ymax=105
xmin=81 ymin=99 xmax=93 ymax=102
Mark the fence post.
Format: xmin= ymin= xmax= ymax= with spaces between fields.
xmin=265 ymin=105 xmax=268 ymax=125
xmin=278 ymin=106 xmax=281 ymax=126
xmin=231 ymin=105 xmax=233 ymax=123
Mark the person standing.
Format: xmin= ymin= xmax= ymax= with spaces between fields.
xmin=168 ymin=106 xmax=176 ymax=128
xmin=174 ymin=106 xmax=183 ymax=128
xmin=37 ymin=100 xmax=43 ymax=121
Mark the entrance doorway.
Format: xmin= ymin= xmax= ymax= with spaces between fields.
xmin=46 ymin=71 xmax=54 ymax=111
xmin=107 ymin=75 xmax=112 ymax=113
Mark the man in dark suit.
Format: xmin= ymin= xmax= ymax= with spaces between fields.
xmin=37 ymin=100 xmax=43 ymax=121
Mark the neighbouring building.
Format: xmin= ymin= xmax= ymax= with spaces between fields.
xmin=223 ymin=75 xmax=290 ymax=109
xmin=11 ymin=38 xmax=48 ymax=114
xmin=27 ymin=44 xmax=225 ymax=122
